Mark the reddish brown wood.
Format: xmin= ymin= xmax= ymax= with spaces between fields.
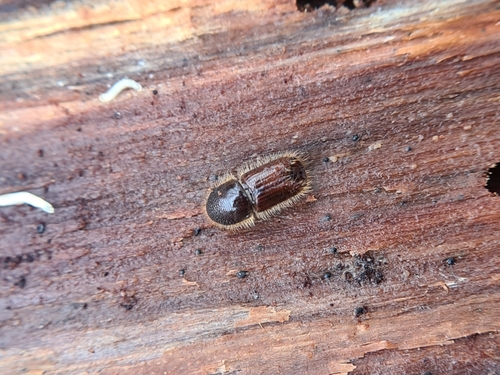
xmin=0 ymin=0 xmax=499 ymax=374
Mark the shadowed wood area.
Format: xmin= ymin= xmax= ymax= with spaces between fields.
xmin=1 ymin=0 xmax=500 ymax=374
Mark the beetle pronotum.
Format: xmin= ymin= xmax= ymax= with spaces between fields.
xmin=204 ymin=151 xmax=311 ymax=230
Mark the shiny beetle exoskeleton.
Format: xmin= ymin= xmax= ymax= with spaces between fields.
xmin=204 ymin=151 xmax=311 ymax=230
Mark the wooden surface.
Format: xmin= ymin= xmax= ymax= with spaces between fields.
xmin=1 ymin=0 xmax=500 ymax=374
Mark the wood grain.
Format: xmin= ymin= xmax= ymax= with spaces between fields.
xmin=0 ymin=0 xmax=499 ymax=374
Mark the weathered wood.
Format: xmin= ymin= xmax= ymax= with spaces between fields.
xmin=1 ymin=0 xmax=499 ymax=374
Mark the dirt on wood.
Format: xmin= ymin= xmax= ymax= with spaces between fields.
xmin=0 ymin=0 xmax=499 ymax=374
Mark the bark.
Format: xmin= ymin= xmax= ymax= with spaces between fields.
xmin=0 ymin=0 xmax=499 ymax=374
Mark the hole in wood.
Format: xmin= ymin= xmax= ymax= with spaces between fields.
xmin=296 ymin=0 xmax=375 ymax=12
xmin=486 ymin=163 xmax=500 ymax=195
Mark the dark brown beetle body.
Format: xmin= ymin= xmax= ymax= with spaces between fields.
xmin=204 ymin=152 xmax=311 ymax=230
xmin=205 ymin=180 xmax=252 ymax=226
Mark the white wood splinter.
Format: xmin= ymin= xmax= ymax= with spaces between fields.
xmin=99 ymin=78 xmax=142 ymax=102
xmin=0 ymin=192 xmax=55 ymax=213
